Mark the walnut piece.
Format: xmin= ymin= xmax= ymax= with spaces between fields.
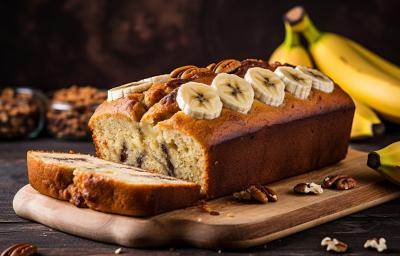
xmin=321 ymin=237 xmax=348 ymax=253
xmin=322 ymin=175 xmax=357 ymax=190
xmin=294 ymin=182 xmax=323 ymax=195
xmin=364 ymin=238 xmax=387 ymax=252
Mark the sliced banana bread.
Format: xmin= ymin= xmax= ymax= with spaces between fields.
xmin=89 ymin=60 xmax=355 ymax=198
xmin=27 ymin=151 xmax=200 ymax=216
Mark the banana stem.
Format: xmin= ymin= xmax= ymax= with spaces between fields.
xmin=367 ymin=152 xmax=381 ymax=169
xmin=283 ymin=22 xmax=302 ymax=48
xmin=298 ymin=15 xmax=322 ymax=43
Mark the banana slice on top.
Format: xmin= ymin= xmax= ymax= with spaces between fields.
xmin=108 ymin=81 xmax=152 ymax=101
xmin=244 ymin=67 xmax=285 ymax=107
xmin=141 ymin=74 xmax=170 ymax=84
xmin=211 ymin=73 xmax=254 ymax=114
xmin=177 ymin=82 xmax=223 ymax=120
xmin=295 ymin=66 xmax=334 ymax=93
xmin=107 ymin=74 xmax=170 ymax=101
xmin=274 ymin=66 xmax=312 ymax=100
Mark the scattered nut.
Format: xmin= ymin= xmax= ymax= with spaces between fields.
xmin=233 ymin=184 xmax=278 ymax=204
xmin=294 ymin=182 xmax=323 ymax=194
xmin=259 ymin=185 xmax=278 ymax=202
xmin=0 ymin=243 xmax=37 ymax=256
xmin=249 ymin=185 xmax=268 ymax=203
xmin=322 ymin=175 xmax=357 ymax=190
xmin=198 ymin=200 xmax=220 ymax=216
xmin=233 ymin=190 xmax=252 ymax=201
xmin=213 ymin=59 xmax=241 ymax=73
xmin=364 ymin=238 xmax=387 ymax=252
xmin=321 ymin=237 xmax=348 ymax=253
xmin=336 ymin=177 xmax=357 ymax=190
xmin=114 ymin=247 xmax=123 ymax=254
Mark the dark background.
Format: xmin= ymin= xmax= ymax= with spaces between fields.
xmin=1 ymin=0 xmax=399 ymax=91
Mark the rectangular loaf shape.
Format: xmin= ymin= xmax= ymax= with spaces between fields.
xmin=89 ymin=61 xmax=355 ymax=199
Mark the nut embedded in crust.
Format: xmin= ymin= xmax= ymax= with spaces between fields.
xmin=169 ymin=65 xmax=197 ymax=78
xmin=213 ymin=59 xmax=241 ymax=74
xmin=181 ymin=67 xmax=210 ymax=80
xmin=206 ymin=63 xmax=216 ymax=71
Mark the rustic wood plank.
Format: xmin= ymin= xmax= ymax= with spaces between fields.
xmin=12 ymin=149 xmax=400 ymax=250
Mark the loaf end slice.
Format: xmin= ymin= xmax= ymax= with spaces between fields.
xmin=27 ymin=151 xmax=200 ymax=216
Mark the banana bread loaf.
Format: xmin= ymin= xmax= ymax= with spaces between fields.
xmin=27 ymin=151 xmax=200 ymax=216
xmin=89 ymin=60 xmax=355 ymax=198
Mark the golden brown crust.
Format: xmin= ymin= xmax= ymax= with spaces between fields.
xmin=158 ymin=85 xmax=353 ymax=147
xmin=27 ymin=151 xmax=200 ymax=216
xmin=27 ymin=151 xmax=75 ymax=201
xmin=141 ymin=89 xmax=180 ymax=124
xmin=72 ymin=172 xmax=199 ymax=216
xmin=89 ymin=93 xmax=146 ymax=127
xmin=143 ymin=79 xmax=187 ymax=108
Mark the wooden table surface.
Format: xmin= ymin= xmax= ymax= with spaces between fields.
xmin=1 ymin=125 xmax=400 ymax=255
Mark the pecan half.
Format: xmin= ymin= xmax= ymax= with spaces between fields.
xmin=322 ymin=175 xmax=357 ymax=190
xmin=213 ymin=59 xmax=241 ymax=73
xmin=248 ymin=185 xmax=268 ymax=203
xmin=233 ymin=184 xmax=278 ymax=204
xmin=255 ymin=184 xmax=278 ymax=202
xmin=169 ymin=65 xmax=197 ymax=78
xmin=1 ymin=243 xmax=37 ymax=256
xmin=206 ymin=63 xmax=216 ymax=71
xmin=180 ymin=67 xmax=210 ymax=79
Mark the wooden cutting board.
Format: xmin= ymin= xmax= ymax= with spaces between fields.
xmin=13 ymin=149 xmax=400 ymax=249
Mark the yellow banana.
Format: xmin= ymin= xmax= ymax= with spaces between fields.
xmin=269 ymin=22 xmax=313 ymax=67
xmin=345 ymin=38 xmax=400 ymax=81
xmin=351 ymin=100 xmax=385 ymax=140
xmin=367 ymin=141 xmax=400 ymax=185
xmin=285 ymin=7 xmax=400 ymax=121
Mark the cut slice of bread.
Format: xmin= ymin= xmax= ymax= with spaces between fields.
xmin=27 ymin=151 xmax=200 ymax=216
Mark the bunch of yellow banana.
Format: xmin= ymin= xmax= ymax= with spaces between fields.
xmin=368 ymin=141 xmax=400 ymax=185
xmin=268 ymin=6 xmax=392 ymax=140
xmin=285 ymin=6 xmax=400 ymax=123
